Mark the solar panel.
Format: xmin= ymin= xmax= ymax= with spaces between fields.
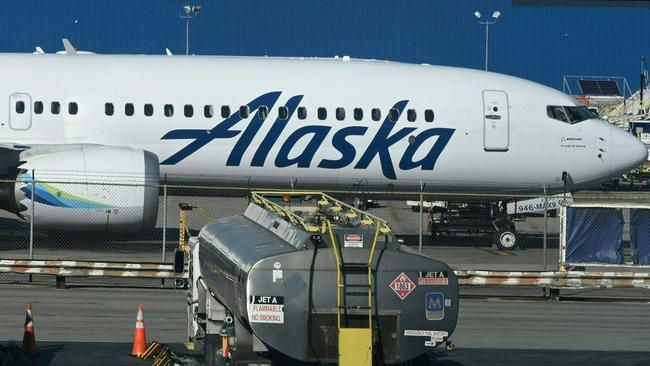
xmin=598 ymin=80 xmax=621 ymax=95
xmin=578 ymin=79 xmax=621 ymax=96
xmin=578 ymin=80 xmax=600 ymax=95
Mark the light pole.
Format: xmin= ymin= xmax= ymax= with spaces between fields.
xmin=474 ymin=10 xmax=501 ymax=71
xmin=180 ymin=5 xmax=201 ymax=55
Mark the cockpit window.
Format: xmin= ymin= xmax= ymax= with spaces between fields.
xmin=547 ymin=106 xmax=569 ymax=123
xmin=577 ymin=106 xmax=596 ymax=120
xmin=547 ymin=105 xmax=595 ymax=124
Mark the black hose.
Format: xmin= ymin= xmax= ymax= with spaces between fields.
xmin=373 ymin=235 xmax=388 ymax=365
xmin=306 ymin=241 xmax=324 ymax=366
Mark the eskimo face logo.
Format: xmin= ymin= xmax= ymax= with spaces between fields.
xmin=161 ymin=91 xmax=455 ymax=180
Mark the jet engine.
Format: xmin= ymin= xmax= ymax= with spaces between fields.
xmin=0 ymin=145 xmax=160 ymax=231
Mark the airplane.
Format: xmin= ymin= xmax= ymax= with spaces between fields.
xmin=0 ymin=52 xmax=644 ymax=231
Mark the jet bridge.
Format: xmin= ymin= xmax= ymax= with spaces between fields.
xmin=187 ymin=192 xmax=458 ymax=365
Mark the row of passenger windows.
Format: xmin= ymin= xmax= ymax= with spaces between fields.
xmin=15 ymin=101 xmax=78 ymax=115
xmin=15 ymin=100 xmax=436 ymax=123
xmin=107 ymin=103 xmax=436 ymax=122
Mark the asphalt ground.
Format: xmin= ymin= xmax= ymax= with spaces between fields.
xmin=2 ymin=343 xmax=650 ymax=366
xmin=1 ymin=285 xmax=650 ymax=365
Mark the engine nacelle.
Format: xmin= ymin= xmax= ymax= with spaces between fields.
xmin=3 ymin=145 xmax=160 ymax=231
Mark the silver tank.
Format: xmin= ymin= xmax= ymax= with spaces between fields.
xmin=198 ymin=202 xmax=458 ymax=364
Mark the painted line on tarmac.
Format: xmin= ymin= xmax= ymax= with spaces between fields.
xmin=478 ymin=247 xmax=516 ymax=256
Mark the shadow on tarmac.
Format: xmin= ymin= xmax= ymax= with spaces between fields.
xmin=4 ymin=342 xmax=650 ymax=366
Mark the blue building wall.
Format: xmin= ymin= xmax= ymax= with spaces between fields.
xmin=0 ymin=0 xmax=647 ymax=90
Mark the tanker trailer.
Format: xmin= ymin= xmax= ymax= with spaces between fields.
xmin=187 ymin=192 xmax=458 ymax=365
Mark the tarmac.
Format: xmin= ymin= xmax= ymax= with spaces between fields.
xmin=1 ymin=285 xmax=649 ymax=365
xmin=2 ymin=342 xmax=650 ymax=366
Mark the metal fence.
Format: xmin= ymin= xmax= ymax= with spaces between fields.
xmin=0 ymin=178 xmax=649 ymax=298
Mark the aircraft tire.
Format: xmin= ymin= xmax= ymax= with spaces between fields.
xmin=494 ymin=228 xmax=518 ymax=250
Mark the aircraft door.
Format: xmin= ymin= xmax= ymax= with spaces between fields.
xmin=482 ymin=90 xmax=509 ymax=151
xmin=9 ymin=93 xmax=32 ymax=130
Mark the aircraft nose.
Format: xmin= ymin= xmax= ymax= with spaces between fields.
xmin=611 ymin=124 xmax=648 ymax=175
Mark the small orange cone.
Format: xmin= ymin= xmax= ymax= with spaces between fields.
xmin=22 ymin=303 xmax=37 ymax=355
xmin=131 ymin=304 xmax=147 ymax=357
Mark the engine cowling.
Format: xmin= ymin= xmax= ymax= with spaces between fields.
xmin=1 ymin=145 xmax=160 ymax=231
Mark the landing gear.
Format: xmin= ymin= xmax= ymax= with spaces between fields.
xmin=494 ymin=228 xmax=518 ymax=250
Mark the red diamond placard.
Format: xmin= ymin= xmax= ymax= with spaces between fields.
xmin=389 ymin=272 xmax=416 ymax=300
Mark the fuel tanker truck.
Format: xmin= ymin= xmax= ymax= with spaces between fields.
xmin=186 ymin=192 xmax=459 ymax=365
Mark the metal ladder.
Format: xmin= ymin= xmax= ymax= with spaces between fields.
xmin=328 ymin=220 xmax=381 ymax=366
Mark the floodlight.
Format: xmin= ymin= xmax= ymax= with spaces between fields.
xmin=492 ymin=11 xmax=501 ymax=19
xmin=474 ymin=11 xmax=481 ymax=19
xmin=180 ymin=4 xmax=201 ymax=55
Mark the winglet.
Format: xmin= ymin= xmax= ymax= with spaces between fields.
xmin=165 ymin=48 xmax=173 ymax=56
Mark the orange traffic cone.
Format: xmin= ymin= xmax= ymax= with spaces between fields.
xmin=131 ymin=304 xmax=147 ymax=357
xmin=22 ymin=303 xmax=37 ymax=355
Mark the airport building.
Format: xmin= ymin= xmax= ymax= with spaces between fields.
xmin=1 ymin=0 xmax=648 ymax=90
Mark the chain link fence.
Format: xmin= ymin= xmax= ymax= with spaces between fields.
xmin=0 ymin=178 xmax=648 ymax=298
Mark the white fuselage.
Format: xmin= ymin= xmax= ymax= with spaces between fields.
xmin=0 ymin=54 xmax=646 ymax=193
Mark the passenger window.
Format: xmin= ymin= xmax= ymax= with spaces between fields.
xmin=51 ymin=101 xmax=60 ymax=114
xmin=371 ymin=108 xmax=381 ymax=121
xmin=184 ymin=104 xmax=194 ymax=118
xmin=164 ymin=104 xmax=174 ymax=117
xmin=278 ymin=106 xmax=289 ymax=120
xmin=105 ymin=103 xmax=114 ymax=116
xmin=204 ymin=105 xmax=213 ymax=118
xmin=354 ymin=108 xmax=363 ymax=121
xmin=297 ymin=107 xmax=307 ymax=120
xmin=336 ymin=107 xmax=345 ymax=121
xmin=407 ymin=109 xmax=416 ymax=122
xmin=68 ymin=102 xmax=78 ymax=115
xmin=144 ymin=104 xmax=154 ymax=117
xmin=318 ymin=107 xmax=327 ymax=120
xmin=425 ymin=109 xmax=434 ymax=122
xmin=15 ymin=101 xmax=24 ymax=114
xmin=125 ymin=103 xmax=134 ymax=116
xmin=240 ymin=105 xmax=250 ymax=118
xmin=388 ymin=108 xmax=399 ymax=122
xmin=34 ymin=101 xmax=43 ymax=114
xmin=259 ymin=106 xmax=268 ymax=120
xmin=221 ymin=105 xmax=230 ymax=118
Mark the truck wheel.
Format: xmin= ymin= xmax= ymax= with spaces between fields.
xmin=494 ymin=228 xmax=518 ymax=250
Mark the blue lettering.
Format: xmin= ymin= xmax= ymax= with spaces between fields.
xmin=354 ymin=100 xmax=415 ymax=180
xmin=160 ymin=91 xmax=281 ymax=165
xmin=275 ymin=126 xmax=332 ymax=168
xmin=318 ymin=126 xmax=368 ymax=169
xmin=399 ymin=128 xmax=454 ymax=170
xmin=161 ymin=93 xmax=454 ymax=180
xmin=251 ymin=95 xmax=303 ymax=167
xmin=226 ymin=93 xmax=282 ymax=166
